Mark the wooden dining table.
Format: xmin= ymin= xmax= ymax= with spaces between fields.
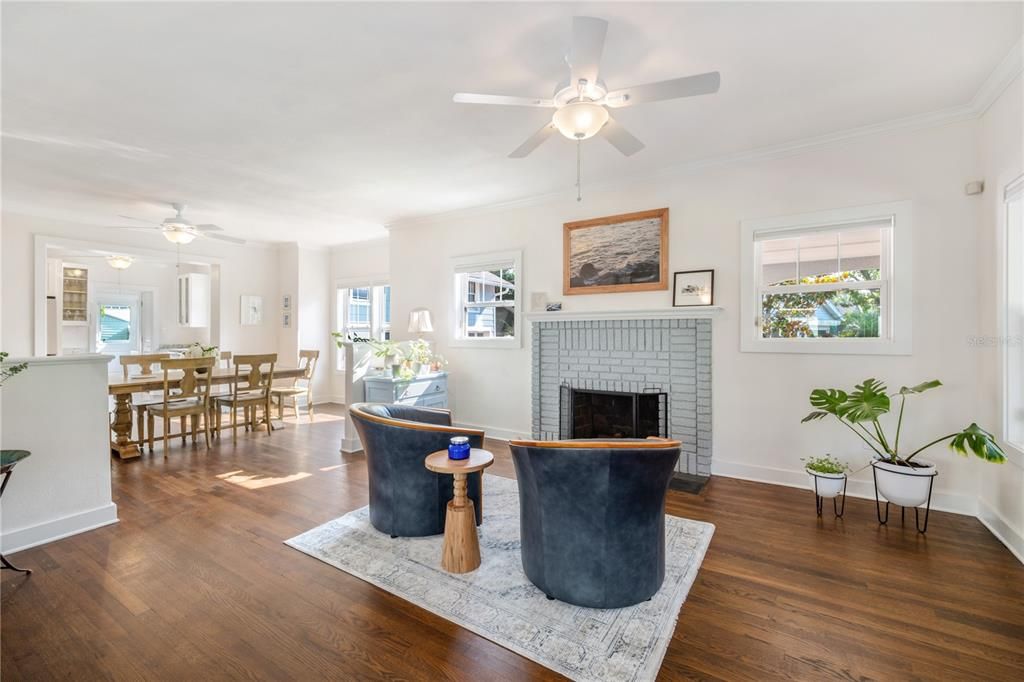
xmin=108 ymin=366 xmax=306 ymax=459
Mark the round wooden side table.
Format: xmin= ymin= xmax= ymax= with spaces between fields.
xmin=424 ymin=448 xmax=494 ymax=574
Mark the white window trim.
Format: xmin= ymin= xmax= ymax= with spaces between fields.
xmin=999 ymin=172 xmax=1024 ymax=464
xmin=450 ymin=249 xmax=522 ymax=349
xmin=740 ymin=200 xmax=912 ymax=355
xmin=332 ymin=274 xmax=389 ymax=373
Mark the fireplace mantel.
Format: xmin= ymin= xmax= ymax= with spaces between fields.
xmin=527 ymin=307 xmax=723 ymax=323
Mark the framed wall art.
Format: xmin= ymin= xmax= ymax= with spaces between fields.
xmin=672 ymin=269 xmax=714 ymax=307
xmin=563 ymin=208 xmax=668 ymax=295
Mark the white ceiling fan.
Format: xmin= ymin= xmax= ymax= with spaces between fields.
xmin=106 ymin=203 xmax=246 ymax=245
xmin=453 ymin=16 xmax=721 ymax=166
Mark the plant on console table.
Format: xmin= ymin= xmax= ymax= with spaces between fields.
xmin=402 ymin=339 xmax=434 ymax=377
xmin=368 ymin=339 xmax=402 ymax=377
xmin=802 ymin=379 xmax=1005 ymax=527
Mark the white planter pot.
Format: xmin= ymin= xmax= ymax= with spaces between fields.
xmin=872 ymin=459 xmax=937 ymax=507
xmin=806 ymin=469 xmax=846 ymax=499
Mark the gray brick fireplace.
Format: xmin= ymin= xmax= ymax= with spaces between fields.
xmin=531 ymin=317 xmax=712 ymax=476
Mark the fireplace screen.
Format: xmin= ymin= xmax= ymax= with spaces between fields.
xmin=559 ymin=385 xmax=668 ymax=440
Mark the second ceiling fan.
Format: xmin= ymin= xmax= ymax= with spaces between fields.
xmin=454 ymin=16 xmax=721 ymax=161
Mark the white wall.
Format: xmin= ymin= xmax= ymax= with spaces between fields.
xmin=1 ymin=212 xmax=280 ymax=357
xmin=328 ymin=238 xmax=390 ymax=403
xmin=976 ymin=74 xmax=1024 ymax=560
xmin=276 ymin=243 xmax=300 ymax=366
xmin=0 ymin=354 xmax=117 ymax=553
xmin=298 ymin=247 xmax=331 ymax=402
xmin=389 ymin=118 xmax=998 ymax=514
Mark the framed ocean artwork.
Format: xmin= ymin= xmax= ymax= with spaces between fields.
xmin=563 ymin=208 xmax=669 ymax=295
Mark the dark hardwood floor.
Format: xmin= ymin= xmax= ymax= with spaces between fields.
xmin=3 ymin=404 xmax=1022 ymax=680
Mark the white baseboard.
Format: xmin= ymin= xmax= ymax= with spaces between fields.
xmin=1 ymin=502 xmax=119 ymax=555
xmin=454 ymin=422 xmax=528 ymax=442
xmin=710 ymin=458 xmax=978 ymax=517
xmin=977 ymin=497 xmax=1024 ymax=564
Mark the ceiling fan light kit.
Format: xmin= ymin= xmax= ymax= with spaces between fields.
xmin=106 ymin=255 xmax=133 ymax=270
xmin=552 ymin=100 xmax=609 ymax=140
xmin=105 ymin=202 xmax=245 ymax=245
xmin=453 ymin=16 xmax=720 ymax=200
xmin=162 ymin=228 xmax=197 ymax=245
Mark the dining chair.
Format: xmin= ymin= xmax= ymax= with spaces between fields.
xmin=147 ymin=356 xmax=216 ymax=456
xmin=209 ymin=351 xmax=234 ymax=399
xmin=270 ymin=349 xmax=319 ymax=420
xmin=214 ymin=353 xmax=277 ymax=441
xmin=118 ymin=353 xmax=171 ymax=447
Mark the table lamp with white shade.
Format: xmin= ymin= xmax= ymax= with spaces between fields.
xmin=407 ymin=308 xmax=434 ymax=337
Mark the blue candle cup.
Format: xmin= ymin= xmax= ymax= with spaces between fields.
xmin=448 ymin=436 xmax=470 ymax=460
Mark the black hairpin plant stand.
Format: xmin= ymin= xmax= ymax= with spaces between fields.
xmin=872 ymin=465 xmax=937 ymax=534
xmin=812 ymin=474 xmax=847 ymax=518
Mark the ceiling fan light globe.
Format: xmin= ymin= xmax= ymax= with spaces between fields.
xmin=552 ymin=101 xmax=608 ymax=141
xmin=163 ymin=229 xmax=196 ymax=245
xmin=106 ymin=255 xmax=133 ymax=270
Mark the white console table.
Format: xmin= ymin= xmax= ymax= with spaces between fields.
xmin=363 ymin=371 xmax=448 ymax=409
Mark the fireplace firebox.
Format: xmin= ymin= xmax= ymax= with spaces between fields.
xmin=559 ymin=385 xmax=668 ymax=440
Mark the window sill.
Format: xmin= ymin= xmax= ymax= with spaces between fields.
xmin=741 ymin=336 xmax=911 ymax=355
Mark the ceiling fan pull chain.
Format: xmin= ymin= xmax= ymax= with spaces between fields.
xmin=577 ymin=137 xmax=585 ymax=201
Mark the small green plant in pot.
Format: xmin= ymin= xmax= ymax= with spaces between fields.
xmin=802 ymin=378 xmax=1005 ymax=509
xmin=802 ymin=455 xmax=849 ymax=517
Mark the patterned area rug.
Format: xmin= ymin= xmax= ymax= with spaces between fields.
xmin=285 ymin=474 xmax=714 ymax=682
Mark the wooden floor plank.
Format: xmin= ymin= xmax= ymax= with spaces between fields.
xmin=2 ymin=404 xmax=1022 ymax=680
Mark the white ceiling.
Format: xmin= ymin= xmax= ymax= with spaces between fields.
xmin=2 ymin=2 xmax=1021 ymax=246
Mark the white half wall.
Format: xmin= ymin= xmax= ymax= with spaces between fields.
xmin=388 ymin=117 xmax=998 ymax=516
xmin=0 ymin=354 xmax=117 ymax=554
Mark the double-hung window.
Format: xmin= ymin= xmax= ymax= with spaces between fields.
xmin=1004 ymin=175 xmax=1024 ymax=455
xmin=451 ymin=250 xmax=521 ymax=348
xmin=741 ymin=201 xmax=911 ymax=354
xmin=335 ymin=283 xmax=391 ymax=368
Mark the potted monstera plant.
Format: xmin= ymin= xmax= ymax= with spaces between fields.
xmin=802 ymin=379 xmax=1005 ymax=508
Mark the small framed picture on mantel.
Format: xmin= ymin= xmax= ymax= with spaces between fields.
xmin=672 ymin=269 xmax=714 ymax=307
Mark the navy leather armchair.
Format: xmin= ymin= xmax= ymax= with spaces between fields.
xmin=349 ymin=403 xmax=484 ymax=537
xmin=509 ymin=438 xmax=682 ymax=608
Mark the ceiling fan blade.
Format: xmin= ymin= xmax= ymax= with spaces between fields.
xmin=453 ymin=93 xmax=555 ymax=108
xmin=508 ymin=122 xmax=558 ymax=158
xmin=568 ymin=16 xmax=608 ymax=89
xmin=105 ymin=225 xmax=162 ymax=231
xmin=117 ymin=214 xmax=161 ymax=226
xmin=204 ymin=232 xmax=246 ymax=245
xmin=605 ymin=71 xmax=720 ymax=108
xmin=599 ymin=117 xmax=645 ymax=156
xmin=194 ymin=224 xmax=223 ymax=232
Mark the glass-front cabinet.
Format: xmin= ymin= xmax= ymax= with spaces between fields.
xmin=62 ymin=266 xmax=88 ymax=322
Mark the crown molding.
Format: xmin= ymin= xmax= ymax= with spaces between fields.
xmin=970 ymin=37 xmax=1023 ymax=117
xmin=386 ymin=104 xmax=976 ymax=231
xmin=387 ymin=40 xmax=1022 ymax=233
